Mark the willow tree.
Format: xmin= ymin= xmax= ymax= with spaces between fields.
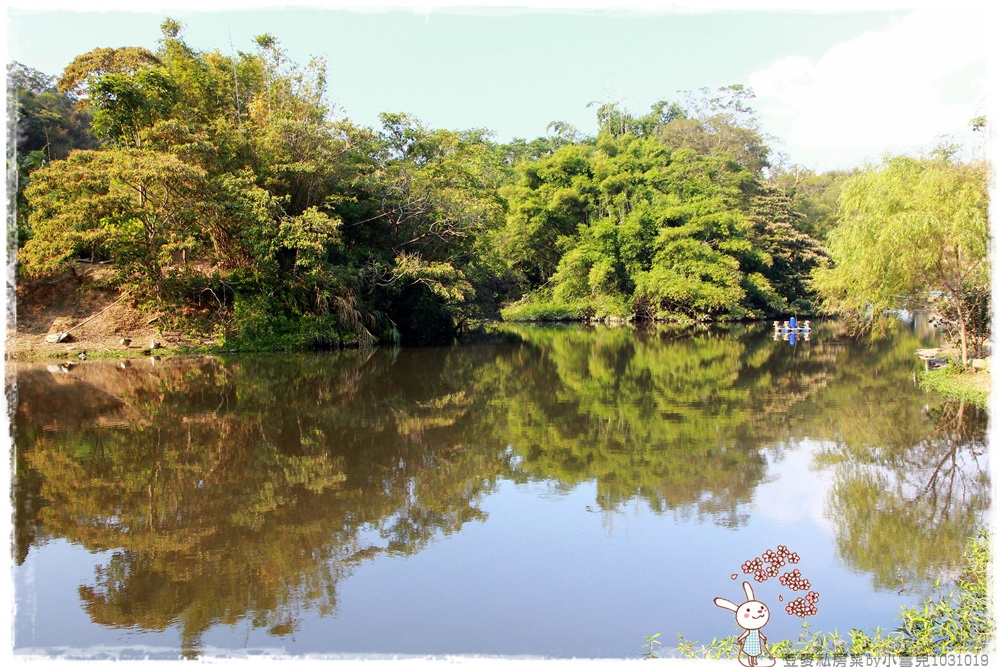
xmin=812 ymin=154 xmax=990 ymax=364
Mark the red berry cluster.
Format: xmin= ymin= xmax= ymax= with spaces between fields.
xmin=778 ymin=568 xmax=811 ymax=591
xmin=785 ymin=591 xmax=819 ymax=617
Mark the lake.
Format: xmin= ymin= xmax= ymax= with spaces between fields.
xmin=9 ymin=321 xmax=990 ymax=659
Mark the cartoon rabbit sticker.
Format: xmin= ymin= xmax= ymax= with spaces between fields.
xmin=714 ymin=581 xmax=775 ymax=667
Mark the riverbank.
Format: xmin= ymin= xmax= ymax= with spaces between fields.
xmin=5 ymin=267 xmax=214 ymax=360
xmin=5 ymin=268 xmax=995 ymax=419
xmin=919 ymin=362 xmax=991 ymax=409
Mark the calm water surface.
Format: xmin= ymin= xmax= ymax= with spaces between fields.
xmin=10 ymin=322 xmax=990 ymax=659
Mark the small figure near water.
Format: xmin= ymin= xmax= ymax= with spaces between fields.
xmin=714 ymin=581 xmax=775 ymax=667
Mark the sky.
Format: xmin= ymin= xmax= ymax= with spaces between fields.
xmin=4 ymin=0 xmax=994 ymax=172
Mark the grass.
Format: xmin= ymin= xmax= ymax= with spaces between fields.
xmin=500 ymin=298 xmax=585 ymax=322
xmin=920 ymin=362 xmax=990 ymax=410
xmin=500 ymin=288 xmax=633 ymax=322
xmin=671 ymin=530 xmax=993 ymax=659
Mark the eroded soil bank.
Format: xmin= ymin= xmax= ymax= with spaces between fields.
xmin=6 ymin=266 xmax=214 ymax=360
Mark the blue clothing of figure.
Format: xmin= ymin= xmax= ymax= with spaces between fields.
xmin=743 ymin=629 xmax=762 ymax=657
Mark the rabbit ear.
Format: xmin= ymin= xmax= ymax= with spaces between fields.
xmin=743 ymin=582 xmax=755 ymax=601
xmin=714 ymin=597 xmax=739 ymax=612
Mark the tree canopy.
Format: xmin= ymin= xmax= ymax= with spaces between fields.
xmin=497 ymin=110 xmax=827 ymax=324
xmin=811 ymin=154 xmax=990 ymax=363
xmin=13 ymin=18 xmax=930 ymax=346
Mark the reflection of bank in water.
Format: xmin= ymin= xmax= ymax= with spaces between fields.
xmin=11 ymin=325 xmax=988 ymax=659
xmin=893 ymin=309 xmax=937 ymax=340
xmin=773 ymin=317 xmax=811 ymax=345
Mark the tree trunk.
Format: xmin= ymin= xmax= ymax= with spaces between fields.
xmin=955 ymin=298 xmax=969 ymax=366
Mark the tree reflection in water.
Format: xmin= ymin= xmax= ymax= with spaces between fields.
xmin=14 ymin=350 xmax=516 ymax=657
xmin=10 ymin=322 xmax=989 ymax=655
xmin=817 ymin=399 xmax=989 ymax=595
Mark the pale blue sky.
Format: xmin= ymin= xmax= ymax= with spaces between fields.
xmin=5 ymin=2 xmax=992 ymax=171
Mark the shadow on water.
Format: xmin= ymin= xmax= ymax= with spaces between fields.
xmin=10 ymin=320 xmax=989 ymax=656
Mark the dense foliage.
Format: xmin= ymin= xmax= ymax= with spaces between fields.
xmin=811 ymin=153 xmax=990 ymax=364
xmin=497 ymin=93 xmax=827 ymax=323
xmin=10 ymin=62 xmax=98 ymax=245
xmin=11 ymin=21 xmax=837 ymax=347
xmin=29 ymin=18 xmax=988 ymax=347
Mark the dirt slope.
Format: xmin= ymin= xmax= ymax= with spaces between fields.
xmin=6 ymin=266 xmax=201 ymax=359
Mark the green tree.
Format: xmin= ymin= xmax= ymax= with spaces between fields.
xmin=498 ymin=91 xmax=816 ymax=324
xmin=656 ymin=85 xmax=772 ymax=175
xmin=502 ymin=131 xmax=779 ymax=322
xmin=57 ymin=46 xmax=163 ymax=99
xmin=88 ymin=69 xmax=178 ymax=148
xmin=10 ymin=63 xmax=95 ymax=162
xmin=769 ymin=165 xmax=854 ymax=241
xmin=18 ymin=23 xmax=396 ymax=345
xmin=349 ymin=113 xmax=508 ymax=341
xmin=496 ymin=142 xmax=598 ymax=286
xmin=745 ymin=182 xmax=828 ymax=314
xmin=627 ymin=147 xmax=763 ymax=321
xmin=812 ymin=154 xmax=990 ymax=364
xmin=19 ymin=150 xmax=210 ymax=292
xmin=9 ymin=62 xmax=97 ymax=243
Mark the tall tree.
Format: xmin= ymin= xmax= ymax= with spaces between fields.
xmin=769 ymin=165 xmax=854 ymax=241
xmin=496 ymin=142 xmax=598 ymax=286
xmin=9 ymin=62 xmax=97 ymax=242
xmin=656 ymin=85 xmax=772 ymax=176
xmin=745 ymin=182 xmax=828 ymax=314
xmin=19 ymin=150 xmax=214 ymax=294
xmin=351 ymin=113 xmax=508 ymax=341
xmin=57 ymin=46 xmax=163 ymax=99
xmin=812 ymin=154 xmax=990 ymax=364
